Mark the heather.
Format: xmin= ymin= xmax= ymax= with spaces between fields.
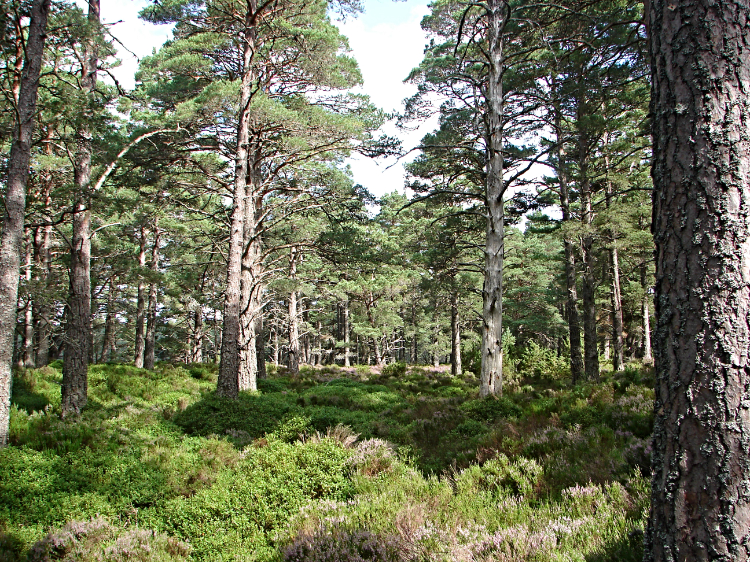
xmin=1 ymin=361 xmax=651 ymax=561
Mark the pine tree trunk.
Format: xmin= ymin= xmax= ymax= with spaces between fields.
xmin=451 ymin=291 xmax=461 ymax=376
xmin=32 ymin=198 xmax=52 ymax=368
xmin=22 ymin=237 xmax=34 ymax=368
xmin=287 ymin=247 xmax=299 ymax=374
xmin=343 ymin=299 xmax=350 ymax=367
xmin=480 ymin=0 xmax=505 ymax=397
xmin=238 ymin=168 xmax=262 ymax=392
xmin=134 ymin=225 xmax=148 ymax=367
xmin=605 ymin=161 xmax=625 ymax=372
xmin=641 ymin=263 xmax=653 ymax=364
xmin=101 ymin=277 xmax=117 ymax=363
xmin=410 ymin=304 xmax=417 ymax=364
xmin=609 ymin=246 xmax=625 ymax=371
xmin=644 ymin=0 xmax=750 ymax=558
xmin=554 ymin=104 xmax=584 ymax=383
xmin=192 ymin=309 xmax=203 ymax=363
xmin=288 ymin=292 xmax=299 ymax=373
xmin=579 ymin=170 xmax=599 ymax=381
xmin=143 ymin=223 xmax=160 ymax=371
xmin=217 ymin=1 xmax=257 ymax=399
xmin=255 ymin=318 xmax=266 ymax=379
xmin=62 ymin=0 xmax=99 ymax=417
xmin=273 ymin=328 xmax=280 ymax=366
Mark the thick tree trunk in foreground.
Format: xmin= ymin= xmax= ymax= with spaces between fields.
xmin=0 ymin=0 xmax=50 ymax=445
xmin=480 ymin=0 xmax=505 ymax=397
xmin=134 ymin=226 xmax=148 ymax=367
xmin=644 ymin=0 xmax=750 ymax=559
xmin=218 ymin=3 xmax=257 ymax=398
xmin=62 ymin=0 xmax=99 ymax=417
xmin=144 ymin=223 xmax=160 ymax=371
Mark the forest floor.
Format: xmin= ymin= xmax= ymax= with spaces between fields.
xmin=1 ymin=360 xmax=653 ymax=561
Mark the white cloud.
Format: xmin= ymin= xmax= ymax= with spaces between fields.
xmin=336 ymin=2 xmax=438 ymax=198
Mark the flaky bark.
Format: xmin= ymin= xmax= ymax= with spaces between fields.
xmin=480 ymin=0 xmax=505 ymax=397
xmin=1 ymin=0 xmax=50 ymax=444
xmin=62 ymin=0 xmax=100 ymax=417
xmin=217 ymin=1 xmax=257 ymax=398
xmin=644 ymin=0 xmax=750 ymax=559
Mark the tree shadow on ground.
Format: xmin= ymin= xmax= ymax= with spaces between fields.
xmin=10 ymin=371 xmax=50 ymax=414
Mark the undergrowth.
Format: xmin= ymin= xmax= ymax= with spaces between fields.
xmin=1 ymin=361 xmax=652 ymax=561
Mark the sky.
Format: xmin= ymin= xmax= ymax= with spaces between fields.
xmin=84 ymin=0 xmax=438 ymax=199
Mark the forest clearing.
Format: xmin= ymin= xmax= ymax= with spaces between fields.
xmin=1 ymin=0 xmax=749 ymax=560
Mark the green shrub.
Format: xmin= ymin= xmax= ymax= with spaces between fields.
xmin=460 ymin=396 xmax=523 ymax=422
xmin=455 ymin=454 xmax=543 ymax=499
xmin=258 ymin=378 xmax=286 ymax=393
xmin=517 ymin=341 xmax=570 ymax=381
xmin=381 ymin=362 xmax=406 ymax=377
xmin=187 ymin=363 xmax=217 ymax=381
xmin=153 ymin=440 xmax=354 ymax=560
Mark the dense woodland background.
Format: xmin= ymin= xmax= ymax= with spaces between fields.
xmin=1 ymin=0 xmax=651 ymax=388
xmin=1 ymin=0 xmax=738 ymax=560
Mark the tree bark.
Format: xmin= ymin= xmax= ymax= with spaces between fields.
xmin=33 ymin=180 xmax=53 ymax=368
xmin=343 ymin=299 xmax=351 ymax=367
xmin=644 ymin=0 xmax=750 ymax=559
xmin=480 ymin=0 xmax=505 ymax=397
xmin=134 ymin=225 xmax=148 ymax=367
xmin=553 ymin=100 xmax=584 ymax=383
xmin=192 ymin=309 xmax=203 ymax=363
xmin=578 ymin=167 xmax=599 ymax=381
xmin=287 ymin=247 xmax=300 ymax=374
xmin=143 ymin=222 xmax=160 ymax=371
xmin=217 ymin=0 xmax=257 ymax=398
xmin=605 ymin=157 xmax=625 ymax=372
xmin=62 ymin=0 xmax=100 ymax=417
xmin=255 ymin=317 xmax=266 ymax=379
xmin=21 ymin=236 xmax=34 ymax=368
xmin=238 ymin=164 xmax=263 ymax=392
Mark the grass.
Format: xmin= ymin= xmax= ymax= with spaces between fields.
xmin=0 ymin=360 xmax=652 ymax=561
